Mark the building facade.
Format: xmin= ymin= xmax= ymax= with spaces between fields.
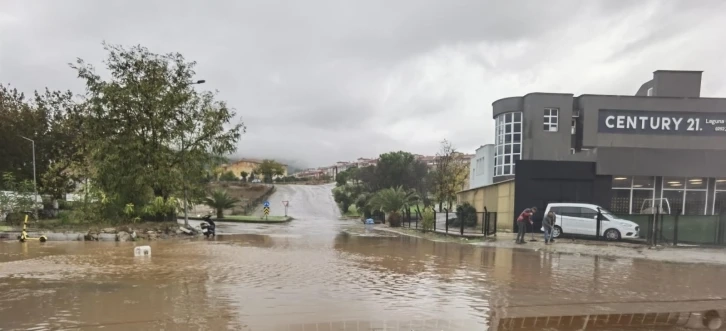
xmin=469 ymin=144 xmax=495 ymax=189
xmin=491 ymin=70 xmax=726 ymax=216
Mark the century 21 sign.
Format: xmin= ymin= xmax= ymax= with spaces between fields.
xmin=598 ymin=109 xmax=726 ymax=136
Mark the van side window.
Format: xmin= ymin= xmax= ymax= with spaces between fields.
xmin=579 ymin=207 xmax=598 ymax=219
xmin=559 ymin=207 xmax=580 ymax=217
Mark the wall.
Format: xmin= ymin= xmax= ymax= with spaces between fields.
xmin=652 ymin=70 xmax=701 ymax=98
xmin=469 ymin=145 xmax=494 ymax=189
xmin=514 ymin=160 xmax=611 ymax=231
xmin=521 ymin=93 xmax=575 ymax=161
xmin=457 ymin=179 xmax=515 ymax=231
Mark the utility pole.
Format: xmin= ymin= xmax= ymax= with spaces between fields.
xmin=181 ymin=79 xmax=205 ymax=228
xmin=18 ymin=135 xmax=38 ymax=220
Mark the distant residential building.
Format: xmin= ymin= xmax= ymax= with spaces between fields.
xmin=218 ymin=158 xmax=288 ymax=179
xmin=294 ymin=168 xmax=325 ymax=179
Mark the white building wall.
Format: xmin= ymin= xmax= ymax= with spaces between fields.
xmin=469 ymin=144 xmax=494 ymax=189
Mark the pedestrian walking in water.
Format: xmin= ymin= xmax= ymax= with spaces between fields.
xmin=516 ymin=206 xmax=536 ymax=244
xmin=542 ymin=211 xmax=555 ymax=244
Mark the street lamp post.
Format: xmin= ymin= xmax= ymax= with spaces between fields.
xmin=18 ymin=135 xmax=38 ymax=220
xmin=181 ymin=79 xmax=205 ymax=228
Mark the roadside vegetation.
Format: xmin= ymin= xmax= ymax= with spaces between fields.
xmin=0 ymin=42 xmax=244 ymax=227
xmin=332 ymin=140 xmax=470 ymax=227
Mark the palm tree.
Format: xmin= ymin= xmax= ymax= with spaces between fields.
xmin=367 ymin=186 xmax=419 ymax=227
xmin=204 ymin=189 xmax=240 ymax=219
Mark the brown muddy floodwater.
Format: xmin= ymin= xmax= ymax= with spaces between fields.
xmin=2 ymin=185 xmax=726 ymax=330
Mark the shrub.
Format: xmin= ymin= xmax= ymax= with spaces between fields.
xmin=452 ymin=203 xmax=477 ymax=227
xmin=421 ymin=209 xmax=435 ymax=232
xmin=6 ymin=212 xmax=33 ymax=225
xmin=58 ymin=210 xmax=73 ymax=224
xmin=387 ymin=212 xmax=402 ymax=227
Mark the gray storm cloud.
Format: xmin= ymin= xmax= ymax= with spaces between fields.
xmin=1 ymin=0 xmax=725 ymax=168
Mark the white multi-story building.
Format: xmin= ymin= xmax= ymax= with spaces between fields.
xmin=469 ymin=144 xmax=495 ymax=189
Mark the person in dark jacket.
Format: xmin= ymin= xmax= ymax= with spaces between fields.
xmin=516 ymin=207 xmax=536 ymax=244
xmin=542 ymin=211 xmax=555 ymax=244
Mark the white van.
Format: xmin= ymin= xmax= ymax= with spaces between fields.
xmin=543 ymin=203 xmax=640 ymax=241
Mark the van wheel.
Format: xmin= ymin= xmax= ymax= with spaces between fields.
xmin=605 ymin=229 xmax=621 ymax=241
xmin=552 ymin=226 xmax=562 ymax=238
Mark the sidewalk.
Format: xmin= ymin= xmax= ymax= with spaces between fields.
xmin=374 ymin=226 xmax=726 ymax=266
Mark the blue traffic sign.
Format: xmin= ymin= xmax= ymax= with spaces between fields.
xmin=263 ymin=201 xmax=270 ymax=207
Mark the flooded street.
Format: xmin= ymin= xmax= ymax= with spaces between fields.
xmin=3 ymin=185 xmax=726 ymax=330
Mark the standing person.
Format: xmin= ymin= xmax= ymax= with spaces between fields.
xmin=542 ymin=211 xmax=555 ymax=244
xmin=516 ymin=206 xmax=537 ymax=244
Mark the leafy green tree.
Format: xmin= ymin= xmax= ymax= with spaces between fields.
xmin=256 ymin=160 xmax=285 ymax=183
xmin=204 ymin=189 xmax=240 ymax=218
xmin=332 ymin=183 xmax=362 ymax=214
xmin=219 ymin=171 xmax=238 ymax=181
xmin=432 ymin=140 xmax=469 ymax=210
xmin=367 ymin=186 xmax=418 ymax=227
xmin=0 ymin=173 xmax=36 ymax=223
xmin=240 ymin=171 xmax=249 ymax=182
xmin=70 ymin=42 xmax=245 ymax=214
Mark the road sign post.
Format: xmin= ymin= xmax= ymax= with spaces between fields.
xmin=262 ymin=201 xmax=271 ymax=220
xmin=282 ymin=201 xmax=289 ymax=217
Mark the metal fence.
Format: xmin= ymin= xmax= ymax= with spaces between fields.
xmin=401 ymin=207 xmax=498 ymax=237
xmin=545 ymin=208 xmax=726 ymax=246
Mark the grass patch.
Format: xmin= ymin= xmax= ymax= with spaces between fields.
xmin=217 ymin=215 xmax=292 ymax=223
xmin=345 ymin=205 xmax=361 ymax=217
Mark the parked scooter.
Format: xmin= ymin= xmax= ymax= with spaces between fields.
xmin=200 ymin=215 xmax=216 ymax=238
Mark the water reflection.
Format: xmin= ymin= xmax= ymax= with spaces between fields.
xmin=3 ymin=231 xmax=726 ymax=330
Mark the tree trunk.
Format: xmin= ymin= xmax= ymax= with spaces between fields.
xmin=217 ymin=208 xmax=224 ymax=219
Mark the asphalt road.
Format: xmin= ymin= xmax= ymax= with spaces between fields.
xmin=253 ymin=183 xmax=340 ymax=220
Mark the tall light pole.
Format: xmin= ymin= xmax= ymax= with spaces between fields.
xmin=18 ymin=135 xmax=38 ymax=220
xmin=181 ymin=79 xmax=205 ymax=228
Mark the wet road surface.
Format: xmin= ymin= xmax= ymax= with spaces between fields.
xmin=3 ymin=184 xmax=726 ymax=330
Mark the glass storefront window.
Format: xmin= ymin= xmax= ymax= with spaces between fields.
xmin=663 ymin=177 xmax=684 ymax=189
xmin=662 ymin=190 xmax=684 ymax=214
xmin=686 ymin=177 xmax=707 ymax=190
xmin=685 ymin=191 xmax=707 ymax=215
xmin=632 ymin=176 xmax=655 ymax=189
xmin=612 ymin=176 xmax=632 ymax=188
xmin=714 ymin=179 xmax=726 ymax=214
xmin=632 ymin=190 xmax=655 ymax=214
xmin=662 ymin=177 xmax=708 ymax=215
xmin=610 ymin=176 xmax=655 ymax=214
xmin=494 ymin=111 xmax=522 ymax=177
xmin=610 ymin=189 xmax=630 ymax=214
xmin=717 ymin=179 xmax=726 ymax=191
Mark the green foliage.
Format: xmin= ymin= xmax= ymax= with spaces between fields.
xmin=141 ymin=196 xmax=178 ymax=222
xmin=333 ymin=183 xmax=359 ymax=214
xmin=432 ymin=140 xmax=469 ymax=209
xmin=204 ymin=189 xmax=240 ymax=218
xmin=421 ymin=208 xmax=435 ymax=232
xmin=0 ymin=173 xmax=36 ymax=218
xmin=256 ymin=160 xmax=286 ymax=183
xmin=70 ymin=42 xmax=245 ymax=216
xmin=453 ymin=202 xmax=478 ymax=227
xmin=369 ymin=151 xmax=427 ymax=192
xmin=0 ymin=84 xmax=84 ymax=198
xmin=240 ymin=171 xmax=249 ymax=182
xmin=58 ymin=210 xmax=73 ymax=225
xmin=367 ymin=186 xmax=419 ymax=227
xmin=219 ymin=171 xmax=238 ymax=181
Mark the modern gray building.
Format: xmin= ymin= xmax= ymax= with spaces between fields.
xmin=492 ymin=70 xmax=726 ymax=215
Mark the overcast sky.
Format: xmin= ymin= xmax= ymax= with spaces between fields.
xmin=2 ymin=0 xmax=726 ymax=169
